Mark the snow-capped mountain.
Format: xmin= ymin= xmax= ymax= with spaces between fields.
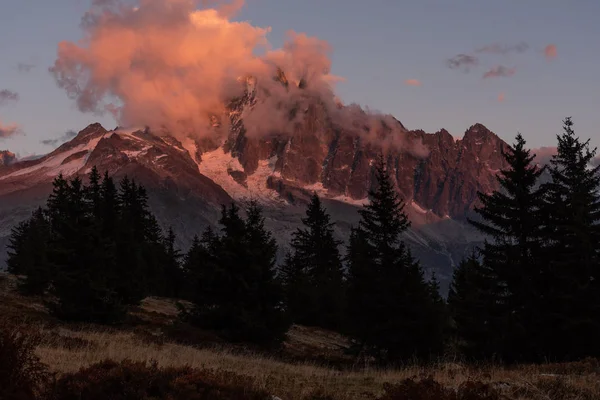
xmin=0 ymin=115 xmax=507 ymax=293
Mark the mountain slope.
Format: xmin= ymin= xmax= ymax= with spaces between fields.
xmin=0 ymin=118 xmax=504 ymax=293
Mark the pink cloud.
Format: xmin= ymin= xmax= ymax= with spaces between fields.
xmin=483 ymin=65 xmax=516 ymax=79
xmin=50 ymin=0 xmax=424 ymax=155
xmin=0 ymin=121 xmax=22 ymax=138
xmin=497 ymin=92 xmax=505 ymax=102
xmin=404 ymin=79 xmax=421 ymax=87
xmin=544 ymin=44 xmax=557 ymax=60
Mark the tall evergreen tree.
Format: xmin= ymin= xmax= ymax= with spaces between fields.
xmin=47 ymin=175 xmax=124 ymax=322
xmin=183 ymin=203 xmax=289 ymax=344
xmin=160 ymin=227 xmax=184 ymax=297
xmin=114 ymin=177 xmax=151 ymax=304
xmin=6 ymin=207 xmax=51 ymax=295
xmin=539 ymin=117 xmax=600 ymax=360
xmin=346 ymin=158 xmax=445 ymax=362
xmin=6 ymin=168 xmax=174 ymax=323
xmin=466 ymin=133 xmax=547 ymax=362
xmin=181 ymin=227 xmax=220 ymax=303
xmin=448 ymin=251 xmax=500 ymax=360
xmin=282 ymin=193 xmax=345 ymax=330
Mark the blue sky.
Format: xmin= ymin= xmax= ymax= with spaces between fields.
xmin=1 ymin=0 xmax=599 ymax=157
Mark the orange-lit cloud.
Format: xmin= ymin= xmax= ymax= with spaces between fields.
xmin=497 ymin=92 xmax=505 ymax=102
xmin=50 ymin=0 xmax=424 ymax=155
xmin=544 ymin=44 xmax=557 ymax=60
xmin=404 ymin=79 xmax=421 ymax=86
xmin=0 ymin=121 xmax=22 ymax=138
xmin=483 ymin=66 xmax=516 ymax=79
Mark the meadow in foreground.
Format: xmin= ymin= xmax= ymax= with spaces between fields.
xmin=2 ymin=273 xmax=599 ymax=400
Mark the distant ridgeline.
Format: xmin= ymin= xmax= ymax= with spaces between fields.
xmin=6 ymin=117 xmax=600 ymax=364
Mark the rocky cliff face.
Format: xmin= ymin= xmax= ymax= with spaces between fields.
xmin=0 ymin=104 xmax=508 ymax=291
xmin=205 ymin=95 xmax=509 ymax=221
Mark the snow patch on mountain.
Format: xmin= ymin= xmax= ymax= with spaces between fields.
xmin=197 ymin=148 xmax=285 ymax=205
xmin=123 ymin=145 xmax=152 ymax=159
xmin=0 ymin=135 xmax=106 ymax=180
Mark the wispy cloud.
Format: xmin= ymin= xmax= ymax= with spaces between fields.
xmin=404 ymin=79 xmax=421 ymax=87
xmin=483 ymin=66 xmax=516 ymax=79
xmin=0 ymin=121 xmax=22 ymax=138
xmin=0 ymin=89 xmax=19 ymax=105
xmin=497 ymin=92 xmax=505 ymax=102
xmin=17 ymin=63 xmax=36 ymax=73
xmin=446 ymin=54 xmax=479 ymax=71
xmin=476 ymin=42 xmax=529 ymax=55
xmin=544 ymin=44 xmax=557 ymax=60
xmin=40 ymin=130 xmax=78 ymax=147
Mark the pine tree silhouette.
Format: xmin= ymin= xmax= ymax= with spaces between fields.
xmin=47 ymin=174 xmax=124 ymax=322
xmin=282 ymin=193 xmax=345 ymax=330
xmin=183 ymin=202 xmax=289 ymax=345
xmin=6 ymin=207 xmax=51 ymax=295
xmin=160 ymin=227 xmax=184 ymax=297
xmin=346 ymin=157 xmax=445 ymax=362
xmin=466 ymin=133 xmax=547 ymax=362
xmin=448 ymin=251 xmax=500 ymax=360
xmin=6 ymin=168 xmax=179 ymax=323
xmin=539 ymin=117 xmax=600 ymax=360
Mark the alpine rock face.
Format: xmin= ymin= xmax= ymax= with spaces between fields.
xmin=0 ymin=84 xmax=510 ymax=292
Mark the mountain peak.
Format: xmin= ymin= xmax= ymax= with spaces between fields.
xmin=74 ymin=123 xmax=108 ymax=141
xmin=463 ymin=123 xmax=498 ymax=140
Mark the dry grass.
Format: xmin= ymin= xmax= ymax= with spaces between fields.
xmin=2 ymin=272 xmax=600 ymax=399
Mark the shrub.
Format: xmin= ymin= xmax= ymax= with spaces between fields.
xmin=48 ymin=359 xmax=271 ymax=400
xmin=0 ymin=322 xmax=49 ymax=400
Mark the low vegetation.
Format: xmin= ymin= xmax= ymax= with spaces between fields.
xmin=2 ymin=274 xmax=600 ymax=400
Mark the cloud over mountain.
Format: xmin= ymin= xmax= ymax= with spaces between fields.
xmin=50 ymin=0 xmax=418 ymax=153
xmin=40 ymin=130 xmax=78 ymax=147
xmin=0 ymin=122 xmax=21 ymax=138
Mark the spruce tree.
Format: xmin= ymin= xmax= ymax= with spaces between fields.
xmin=184 ymin=203 xmax=289 ymax=344
xmin=448 ymin=251 xmax=500 ymax=360
xmin=282 ymin=193 xmax=345 ymax=330
xmin=6 ymin=167 xmax=173 ymax=324
xmin=346 ymin=158 xmax=445 ymax=362
xmin=160 ymin=227 xmax=184 ymax=297
xmin=181 ymin=227 xmax=220 ymax=305
xmin=466 ymin=133 xmax=547 ymax=362
xmin=115 ymin=177 xmax=150 ymax=304
xmin=6 ymin=207 xmax=51 ymax=295
xmin=540 ymin=117 xmax=600 ymax=360
xmin=47 ymin=175 xmax=124 ymax=322
xmin=242 ymin=201 xmax=289 ymax=343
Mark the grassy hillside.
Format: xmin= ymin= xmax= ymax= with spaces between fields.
xmin=1 ymin=273 xmax=599 ymax=400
